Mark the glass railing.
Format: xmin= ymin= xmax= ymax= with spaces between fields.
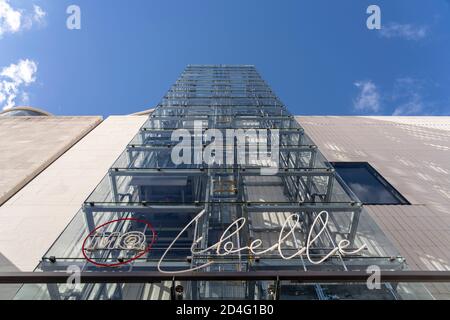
xmin=12 ymin=274 xmax=449 ymax=300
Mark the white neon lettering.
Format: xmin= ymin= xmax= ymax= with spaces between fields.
xmin=157 ymin=210 xmax=367 ymax=273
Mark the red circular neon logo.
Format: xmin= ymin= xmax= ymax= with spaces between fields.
xmin=82 ymin=218 xmax=157 ymax=267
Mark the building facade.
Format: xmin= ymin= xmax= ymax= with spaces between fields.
xmin=0 ymin=66 xmax=449 ymax=300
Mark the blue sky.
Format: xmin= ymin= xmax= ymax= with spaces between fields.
xmin=0 ymin=0 xmax=449 ymax=117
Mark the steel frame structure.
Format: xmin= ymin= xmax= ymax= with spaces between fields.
xmin=13 ymin=65 xmax=420 ymax=300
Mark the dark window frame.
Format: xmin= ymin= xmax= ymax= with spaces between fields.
xmin=331 ymin=162 xmax=410 ymax=205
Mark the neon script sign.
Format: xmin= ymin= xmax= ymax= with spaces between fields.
xmin=82 ymin=218 xmax=156 ymax=267
xmin=157 ymin=210 xmax=367 ymax=273
xmin=82 ymin=211 xmax=367 ymax=271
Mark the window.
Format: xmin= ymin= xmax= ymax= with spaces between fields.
xmin=331 ymin=162 xmax=410 ymax=205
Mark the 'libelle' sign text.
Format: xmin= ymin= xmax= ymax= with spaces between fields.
xmin=82 ymin=210 xmax=367 ymax=271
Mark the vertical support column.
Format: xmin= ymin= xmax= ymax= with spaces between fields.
xmin=47 ymin=283 xmax=62 ymax=300
xmin=109 ymin=169 xmax=119 ymax=202
xmin=324 ymin=170 xmax=334 ymax=202
xmin=349 ymin=208 xmax=361 ymax=245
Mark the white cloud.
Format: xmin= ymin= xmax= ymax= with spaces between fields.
xmin=0 ymin=0 xmax=46 ymax=38
xmin=23 ymin=4 xmax=46 ymax=28
xmin=0 ymin=0 xmax=21 ymax=37
xmin=380 ymin=23 xmax=428 ymax=41
xmin=353 ymin=77 xmax=443 ymax=116
xmin=392 ymin=99 xmax=423 ymax=116
xmin=33 ymin=5 xmax=46 ymax=23
xmin=353 ymin=80 xmax=381 ymax=113
xmin=0 ymin=59 xmax=38 ymax=110
xmin=392 ymin=78 xmax=424 ymax=116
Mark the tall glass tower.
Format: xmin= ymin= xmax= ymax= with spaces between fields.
xmin=16 ymin=65 xmax=411 ymax=300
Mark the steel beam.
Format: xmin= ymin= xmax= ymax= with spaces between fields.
xmin=1 ymin=271 xmax=450 ymax=284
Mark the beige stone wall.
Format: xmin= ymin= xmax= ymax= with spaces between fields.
xmin=0 ymin=116 xmax=102 ymax=206
xmin=298 ymin=117 xmax=450 ymax=278
xmin=0 ymin=116 xmax=146 ymax=276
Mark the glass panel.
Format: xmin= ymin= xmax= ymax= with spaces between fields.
xmin=332 ymin=162 xmax=410 ymax=205
xmin=15 ymin=281 xmax=439 ymax=300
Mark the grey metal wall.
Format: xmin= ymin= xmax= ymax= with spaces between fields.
xmin=299 ymin=116 xmax=450 ymax=299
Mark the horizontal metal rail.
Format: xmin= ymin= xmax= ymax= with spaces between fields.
xmin=1 ymin=271 xmax=450 ymax=284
